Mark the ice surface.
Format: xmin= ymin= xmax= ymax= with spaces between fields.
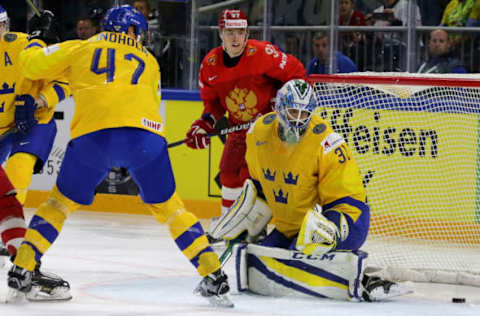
xmin=1 ymin=210 xmax=479 ymax=316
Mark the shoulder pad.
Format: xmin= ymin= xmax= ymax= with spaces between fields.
xmin=262 ymin=113 xmax=276 ymax=125
xmin=3 ymin=33 xmax=18 ymax=42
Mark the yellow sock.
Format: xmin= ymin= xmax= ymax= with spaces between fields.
xmin=149 ymin=192 xmax=220 ymax=277
xmin=13 ymin=186 xmax=80 ymax=271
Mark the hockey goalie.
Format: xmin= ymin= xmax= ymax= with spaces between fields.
xmin=209 ymin=79 xmax=411 ymax=302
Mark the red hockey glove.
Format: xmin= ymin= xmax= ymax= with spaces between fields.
xmin=186 ymin=115 xmax=216 ymax=149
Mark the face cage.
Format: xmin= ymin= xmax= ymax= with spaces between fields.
xmin=277 ymin=103 xmax=314 ymax=143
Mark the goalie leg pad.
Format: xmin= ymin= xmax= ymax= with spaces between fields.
xmin=239 ymin=244 xmax=367 ymax=301
xmin=209 ymin=179 xmax=272 ymax=240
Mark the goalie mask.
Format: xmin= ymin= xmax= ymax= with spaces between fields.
xmin=102 ymin=5 xmax=148 ymax=44
xmin=275 ymin=79 xmax=317 ymax=144
xmin=0 ymin=5 xmax=9 ymax=36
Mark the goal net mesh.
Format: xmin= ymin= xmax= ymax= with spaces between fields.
xmin=309 ymin=73 xmax=480 ymax=285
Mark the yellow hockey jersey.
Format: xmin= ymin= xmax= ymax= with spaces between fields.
xmin=245 ymin=113 xmax=368 ymax=238
xmin=0 ymin=32 xmax=69 ymax=134
xmin=19 ymin=31 xmax=163 ymax=139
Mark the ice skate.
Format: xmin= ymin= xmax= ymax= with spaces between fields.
xmin=194 ymin=269 xmax=233 ymax=308
xmin=361 ymin=274 xmax=413 ymax=302
xmin=6 ymin=265 xmax=32 ymax=303
xmin=27 ymin=263 xmax=72 ymax=301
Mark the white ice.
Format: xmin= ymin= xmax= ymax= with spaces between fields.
xmin=1 ymin=210 xmax=479 ymax=316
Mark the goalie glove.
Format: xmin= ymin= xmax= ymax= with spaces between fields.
xmin=296 ymin=205 xmax=341 ymax=257
xmin=186 ymin=114 xmax=216 ymax=149
xmin=14 ymin=94 xmax=38 ymax=134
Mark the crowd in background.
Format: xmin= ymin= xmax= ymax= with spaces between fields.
xmin=4 ymin=0 xmax=480 ymax=88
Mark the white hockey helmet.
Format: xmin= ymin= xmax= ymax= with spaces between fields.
xmin=275 ymin=79 xmax=317 ymax=143
xmin=0 ymin=5 xmax=9 ymax=35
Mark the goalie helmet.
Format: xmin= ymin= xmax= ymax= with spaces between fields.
xmin=275 ymin=79 xmax=317 ymax=144
xmin=0 ymin=5 xmax=9 ymax=35
xmin=102 ymin=5 xmax=148 ymax=43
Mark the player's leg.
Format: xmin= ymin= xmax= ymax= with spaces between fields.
xmin=0 ymin=134 xmax=16 ymax=258
xmin=126 ymin=130 xmax=232 ymax=307
xmin=1 ymin=121 xmax=54 ymax=260
xmin=218 ymin=133 xmax=249 ymax=214
xmin=8 ymin=131 xmax=109 ymax=301
xmin=5 ymin=119 xmax=57 ymax=204
xmin=0 ymin=166 xmax=26 ymax=257
xmin=4 ymin=153 xmax=36 ymax=205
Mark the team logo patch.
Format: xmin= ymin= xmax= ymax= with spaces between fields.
xmin=246 ymin=45 xmax=257 ymax=56
xmin=263 ymin=113 xmax=276 ymax=124
xmin=4 ymin=33 xmax=17 ymax=42
xmin=225 ymin=87 xmax=258 ymax=121
xmin=207 ymin=54 xmax=217 ymax=66
xmin=321 ymin=132 xmax=345 ymax=154
xmin=313 ymin=123 xmax=326 ymax=134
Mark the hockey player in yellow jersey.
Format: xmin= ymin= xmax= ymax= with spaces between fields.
xmin=0 ymin=7 xmax=72 ymax=301
xmin=7 ymin=5 xmax=233 ymax=307
xmin=209 ymin=79 xmax=411 ymax=302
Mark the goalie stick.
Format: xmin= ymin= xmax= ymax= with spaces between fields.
xmin=168 ymin=122 xmax=252 ymax=148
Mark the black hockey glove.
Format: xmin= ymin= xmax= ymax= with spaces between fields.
xmin=27 ymin=10 xmax=60 ymax=45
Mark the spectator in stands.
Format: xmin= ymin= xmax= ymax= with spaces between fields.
xmin=307 ymin=32 xmax=358 ymax=75
xmin=88 ymin=7 xmax=106 ymax=33
xmin=75 ymin=17 xmax=97 ymax=40
xmin=339 ymin=0 xmax=366 ymax=47
xmin=441 ymin=0 xmax=480 ymax=27
xmin=417 ymin=29 xmax=468 ymax=73
xmin=368 ymin=0 xmax=422 ymax=27
xmin=365 ymin=0 xmax=421 ymax=71
xmin=419 ymin=0 xmax=450 ymax=26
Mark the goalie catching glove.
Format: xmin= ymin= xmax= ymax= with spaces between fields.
xmin=186 ymin=114 xmax=216 ymax=149
xmin=296 ymin=205 xmax=349 ymax=256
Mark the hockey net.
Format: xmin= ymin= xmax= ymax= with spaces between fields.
xmin=308 ymin=73 xmax=480 ymax=286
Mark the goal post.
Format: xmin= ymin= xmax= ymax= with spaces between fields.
xmin=308 ymin=73 xmax=480 ymax=286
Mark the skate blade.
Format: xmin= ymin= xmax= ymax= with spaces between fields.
xmin=26 ymin=286 xmax=72 ymax=302
xmin=5 ymin=288 xmax=28 ymax=304
xmin=207 ymin=294 xmax=234 ymax=308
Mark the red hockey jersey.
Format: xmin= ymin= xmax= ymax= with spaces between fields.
xmin=199 ymin=39 xmax=306 ymax=127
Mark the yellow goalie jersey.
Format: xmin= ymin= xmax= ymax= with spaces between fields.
xmin=245 ymin=113 xmax=369 ymax=241
xmin=19 ymin=31 xmax=163 ymax=139
xmin=0 ymin=32 xmax=69 ymax=134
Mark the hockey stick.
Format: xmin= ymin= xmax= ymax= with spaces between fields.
xmin=25 ymin=0 xmax=42 ymax=17
xmin=218 ymin=231 xmax=249 ymax=266
xmin=168 ymin=122 xmax=253 ymax=149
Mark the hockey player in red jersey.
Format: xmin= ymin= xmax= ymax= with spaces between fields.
xmin=185 ymin=9 xmax=306 ymax=216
